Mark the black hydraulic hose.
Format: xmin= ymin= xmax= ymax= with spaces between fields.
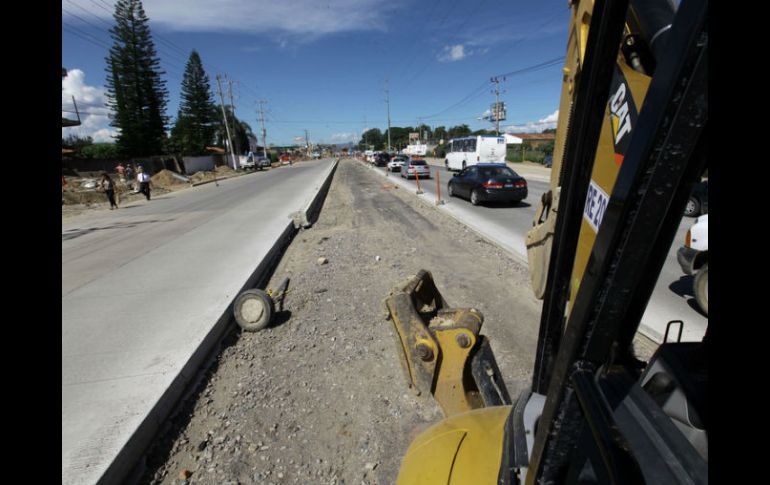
xmin=630 ymin=0 xmax=678 ymax=63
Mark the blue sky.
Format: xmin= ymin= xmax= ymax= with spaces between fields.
xmin=62 ymin=0 xmax=571 ymax=146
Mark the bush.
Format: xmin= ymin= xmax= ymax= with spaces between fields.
xmin=81 ymin=143 xmax=120 ymax=159
xmin=507 ymin=146 xmax=545 ymax=164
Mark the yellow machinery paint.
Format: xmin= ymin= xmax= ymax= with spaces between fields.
xmin=527 ymin=0 xmax=652 ymax=316
xmin=568 ymin=59 xmax=650 ymax=306
xmin=396 ymin=406 xmax=511 ymax=485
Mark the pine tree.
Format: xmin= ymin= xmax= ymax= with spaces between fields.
xmin=105 ymin=0 xmax=168 ymax=157
xmin=170 ymin=51 xmax=218 ymax=156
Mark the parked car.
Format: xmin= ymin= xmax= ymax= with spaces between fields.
xmin=684 ymin=180 xmax=708 ymax=217
xmin=312 ymin=152 xmax=321 ymax=159
xmin=401 ymin=158 xmax=431 ymax=179
xmin=676 ymin=214 xmax=708 ymax=315
xmin=256 ymin=155 xmax=271 ymax=170
xmin=388 ymin=155 xmax=409 ymax=172
xmin=447 ymin=163 xmax=527 ymax=206
xmin=374 ymin=152 xmax=392 ymax=167
xmin=240 ymin=155 xmax=257 ymax=170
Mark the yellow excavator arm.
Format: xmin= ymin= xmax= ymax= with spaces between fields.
xmin=384 ymin=0 xmax=708 ymax=483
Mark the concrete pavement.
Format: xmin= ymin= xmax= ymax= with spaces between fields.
xmin=62 ymin=159 xmax=337 ymax=485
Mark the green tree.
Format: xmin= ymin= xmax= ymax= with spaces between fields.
xmin=447 ymin=124 xmax=472 ymax=139
xmin=233 ymin=119 xmax=254 ymax=154
xmin=62 ymin=134 xmax=93 ymax=150
xmin=213 ymin=107 xmax=253 ymax=154
xmin=81 ymin=143 xmax=120 ymax=159
xmin=385 ymin=126 xmax=414 ymax=150
xmin=105 ymin=0 xmax=169 ymax=158
xmin=358 ymin=128 xmax=384 ymax=150
xmin=415 ymin=123 xmax=432 ymax=142
xmin=169 ymin=50 xmax=218 ymax=156
xmin=433 ymin=126 xmax=448 ymax=143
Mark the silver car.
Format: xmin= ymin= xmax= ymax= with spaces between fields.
xmin=401 ymin=158 xmax=431 ymax=179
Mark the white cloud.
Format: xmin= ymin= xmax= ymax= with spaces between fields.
xmin=64 ymin=0 xmax=402 ymax=39
xmin=330 ymin=132 xmax=358 ymax=143
xmin=503 ymin=110 xmax=559 ymax=134
xmin=61 ymin=69 xmax=117 ymax=143
xmin=438 ymin=44 xmax=466 ymax=62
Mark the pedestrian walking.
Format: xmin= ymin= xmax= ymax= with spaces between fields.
xmin=137 ymin=165 xmax=152 ymax=200
xmin=99 ymin=173 xmax=119 ymax=209
xmin=125 ymin=164 xmax=135 ymax=190
xmin=115 ymin=162 xmax=126 ymax=182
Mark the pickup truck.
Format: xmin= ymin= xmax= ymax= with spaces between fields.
xmin=677 ymin=214 xmax=708 ymax=315
xmin=241 ymin=154 xmax=271 ymax=171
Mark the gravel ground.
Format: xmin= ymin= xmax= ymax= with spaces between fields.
xmin=135 ymin=158 xmax=656 ymax=485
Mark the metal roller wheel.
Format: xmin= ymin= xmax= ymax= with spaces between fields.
xmin=233 ymin=289 xmax=274 ymax=332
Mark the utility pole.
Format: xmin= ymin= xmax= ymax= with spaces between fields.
xmin=384 ymin=79 xmax=391 ymax=152
xmin=304 ymin=129 xmax=310 ymax=157
xmin=490 ymin=76 xmax=506 ymax=136
xmin=256 ymin=100 xmax=268 ymax=160
xmin=216 ymin=74 xmax=237 ymax=172
xmin=227 ymin=79 xmax=241 ymax=169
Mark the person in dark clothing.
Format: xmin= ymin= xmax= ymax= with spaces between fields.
xmin=125 ymin=164 xmax=135 ymax=189
xmin=137 ymin=166 xmax=151 ymax=200
xmin=99 ymin=173 xmax=118 ymax=209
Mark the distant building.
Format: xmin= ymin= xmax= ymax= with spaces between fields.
xmin=504 ymin=133 xmax=523 ymax=145
xmin=508 ymin=132 xmax=556 ymax=149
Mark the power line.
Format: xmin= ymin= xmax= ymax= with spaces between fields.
xmin=64 ymin=1 xmax=189 ymax=73
xmin=492 ymin=55 xmax=565 ymax=80
xmin=80 ymin=0 xmax=265 ymax=117
xmin=62 ymin=24 xmax=111 ymax=50
xmin=62 ymin=18 xmax=186 ymax=84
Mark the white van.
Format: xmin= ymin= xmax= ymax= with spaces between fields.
xmin=445 ymin=135 xmax=506 ymax=171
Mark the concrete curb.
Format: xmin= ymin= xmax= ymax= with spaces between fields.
xmin=105 ymin=159 xmax=340 ymax=485
xmin=292 ymin=158 xmax=340 ymax=229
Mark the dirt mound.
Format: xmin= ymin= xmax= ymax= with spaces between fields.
xmin=215 ymin=165 xmax=234 ymax=174
xmin=151 ymin=169 xmax=188 ymax=188
xmin=189 ymin=171 xmax=211 ymax=183
xmin=62 ymin=190 xmax=105 ymax=205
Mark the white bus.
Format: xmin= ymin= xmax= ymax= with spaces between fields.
xmin=445 ymin=135 xmax=507 ymax=171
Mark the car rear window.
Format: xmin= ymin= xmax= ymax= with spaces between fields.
xmin=479 ymin=167 xmax=516 ymax=178
xmin=411 ymin=160 xmax=426 ymax=165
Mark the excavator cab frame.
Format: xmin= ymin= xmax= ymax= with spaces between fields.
xmin=385 ymin=0 xmax=708 ymax=483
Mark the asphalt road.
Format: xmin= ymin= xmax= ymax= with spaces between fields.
xmin=62 ymin=159 xmax=335 ymax=485
xmin=371 ymin=160 xmax=707 ymax=344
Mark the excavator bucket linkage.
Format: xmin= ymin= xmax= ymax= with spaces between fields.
xmin=383 ymin=270 xmax=510 ymax=417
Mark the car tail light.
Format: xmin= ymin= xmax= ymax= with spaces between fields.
xmin=514 ymin=181 xmax=526 ymax=188
xmin=483 ymin=181 xmax=503 ymax=188
xmin=685 ymin=229 xmax=691 ymax=248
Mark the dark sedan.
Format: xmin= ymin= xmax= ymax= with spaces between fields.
xmin=447 ymin=164 xmax=527 ymax=206
xmin=374 ymin=152 xmax=392 ymax=167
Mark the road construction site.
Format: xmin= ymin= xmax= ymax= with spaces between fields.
xmin=62 ymin=158 xmax=658 ymax=485
xmin=132 ymin=159 xmax=657 ymax=485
